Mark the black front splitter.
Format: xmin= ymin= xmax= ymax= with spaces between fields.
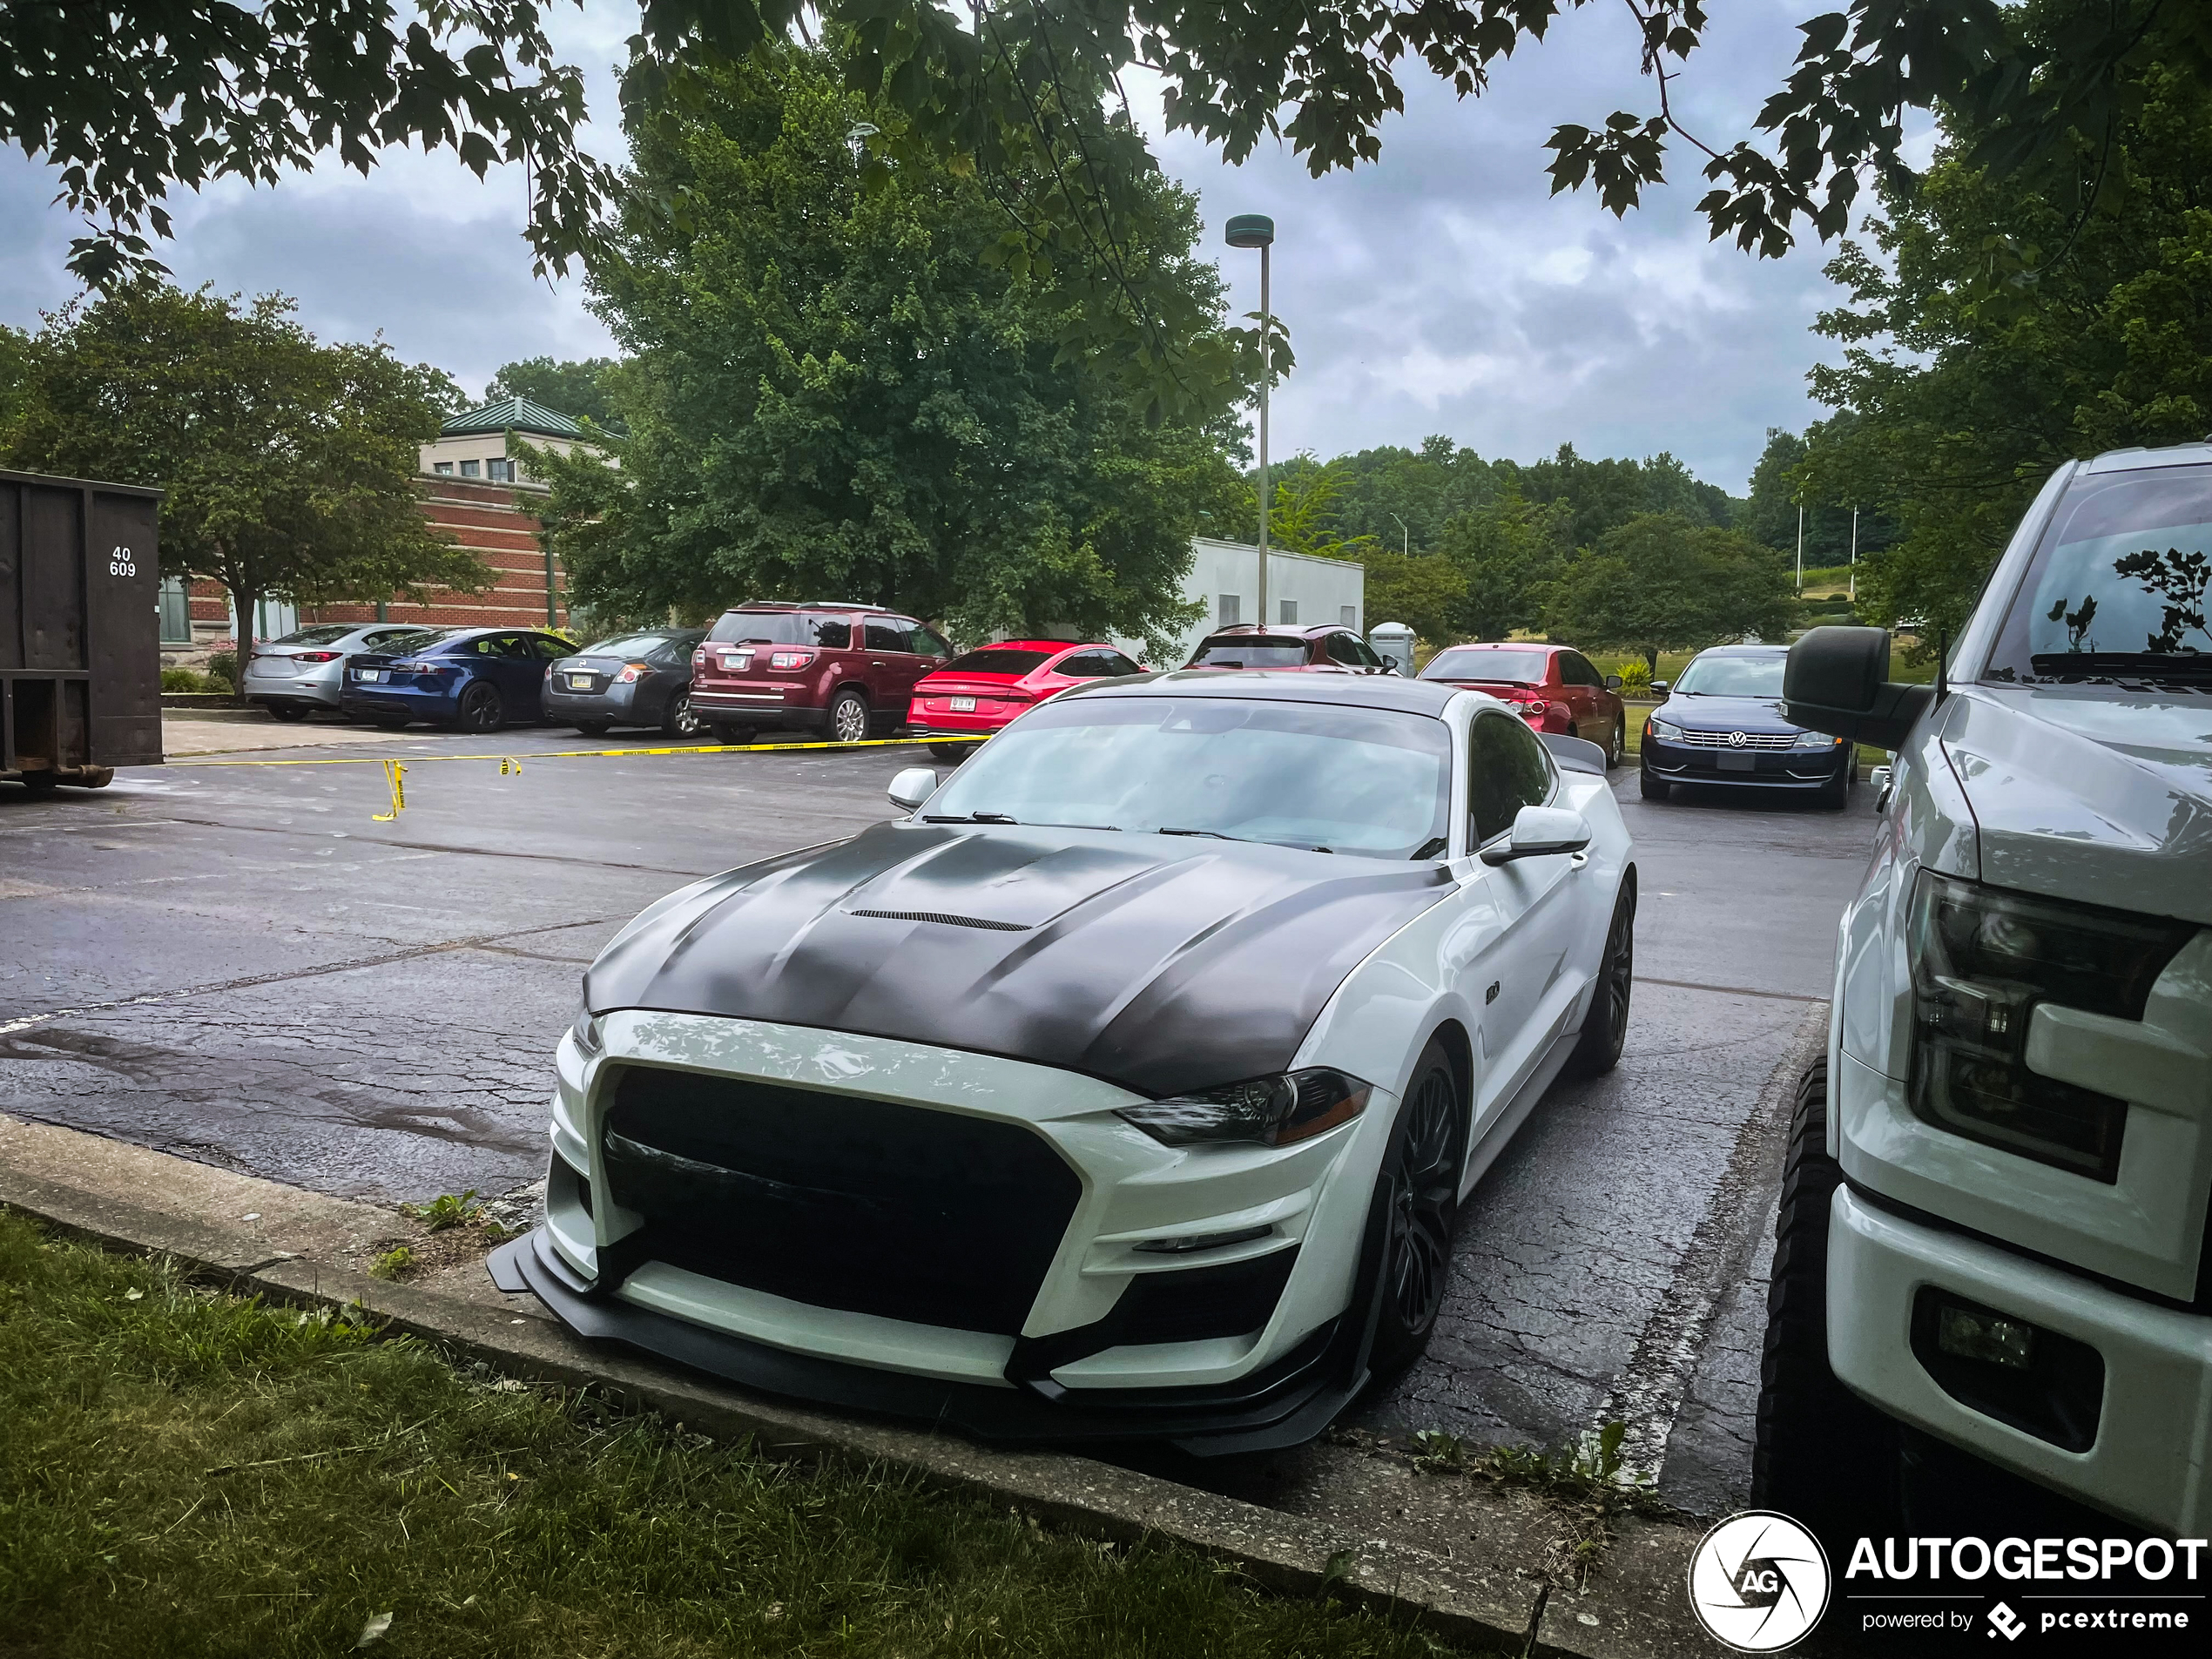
xmin=489 ymin=1227 xmax=1371 ymax=1456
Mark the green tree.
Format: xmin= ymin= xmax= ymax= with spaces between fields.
xmin=1741 ymin=426 xmax=1885 ymax=569
xmin=1543 ymin=512 xmax=1797 ymax=672
xmin=529 ymin=44 xmax=1239 ymax=658
xmin=485 ymin=357 xmax=624 ymax=430
xmin=1437 ymin=487 xmax=1574 ymax=642
xmin=0 ymin=324 xmax=29 ymax=429
xmin=1496 ymin=443 xmax=1738 ymax=550
xmin=1800 ymin=0 xmax=2212 ymax=645
xmin=1255 ymin=455 xmax=1379 ymax=561
xmin=1359 ymin=550 xmax=1467 ymax=647
xmin=3 ymin=284 xmax=483 ymax=656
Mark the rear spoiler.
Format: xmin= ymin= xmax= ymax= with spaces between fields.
xmin=1541 ymin=732 xmax=1608 ymax=776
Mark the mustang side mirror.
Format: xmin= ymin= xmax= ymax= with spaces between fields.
xmin=1783 ymin=625 xmax=1935 ymax=751
xmin=1479 ymin=805 xmax=1592 ymax=867
xmin=887 ymin=766 xmax=937 ymax=812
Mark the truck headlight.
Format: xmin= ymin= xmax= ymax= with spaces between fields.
xmin=1117 ymin=1068 xmax=1371 ymax=1148
xmin=1906 ymin=871 xmax=2191 ymax=1182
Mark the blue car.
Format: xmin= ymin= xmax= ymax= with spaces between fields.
xmin=338 ymin=626 xmax=575 ymax=732
xmin=1638 ymin=644 xmax=1854 ymax=807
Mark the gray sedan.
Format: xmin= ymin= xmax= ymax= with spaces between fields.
xmin=241 ymin=623 xmax=435 ymax=720
xmin=544 ymin=628 xmax=710 ymax=738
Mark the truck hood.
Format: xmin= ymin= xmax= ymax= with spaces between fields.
xmin=1942 ymin=685 xmax=2212 ymax=925
xmin=585 ymin=820 xmax=1453 ymax=1096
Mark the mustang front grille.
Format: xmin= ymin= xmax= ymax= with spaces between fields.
xmin=599 ymin=1064 xmax=1082 ymax=1336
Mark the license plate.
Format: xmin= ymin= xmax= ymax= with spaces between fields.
xmin=354 ymin=669 xmax=385 ymax=682
xmin=719 ymin=652 xmax=751 ymax=671
xmin=567 ymin=674 xmax=593 ymax=689
xmin=1716 ymin=752 xmax=1755 ymax=772
xmin=949 ymin=697 xmax=975 ymax=712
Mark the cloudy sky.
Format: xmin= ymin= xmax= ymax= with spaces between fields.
xmin=0 ymin=3 xmax=1877 ymax=496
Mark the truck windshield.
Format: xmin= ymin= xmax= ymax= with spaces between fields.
xmin=919 ymin=695 xmax=1452 ymax=859
xmin=1988 ymin=464 xmax=2212 ymax=685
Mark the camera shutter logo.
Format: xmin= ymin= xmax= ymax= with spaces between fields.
xmin=1686 ymin=1511 xmax=1831 ymax=1652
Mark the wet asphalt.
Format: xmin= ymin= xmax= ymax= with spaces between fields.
xmin=0 ymin=718 xmax=1877 ymax=1516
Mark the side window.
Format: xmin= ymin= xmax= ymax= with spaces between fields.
xmin=1354 ymin=636 xmax=1386 ymax=668
xmin=1100 ymin=651 xmax=1142 ymax=675
xmin=532 ymin=636 xmax=569 ymax=660
xmin=1563 ymin=653 xmax=1597 ymax=686
xmin=810 ymin=617 xmax=853 ymax=649
xmin=468 ymin=636 xmax=505 ymax=655
xmin=1467 ymin=714 xmax=1555 ymax=845
xmin=1325 ymin=632 xmax=1365 ymax=665
xmin=496 ymin=635 xmax=535 ymax=660
xmin=864 ymin=620 xmax=906 ymax=652
xmin=911 ymin=625 xmax=951 ymax=658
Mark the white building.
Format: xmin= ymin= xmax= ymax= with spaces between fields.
xmin=1116 ymin=537 xmax=1366 ymax=667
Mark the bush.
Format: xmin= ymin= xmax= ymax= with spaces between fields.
xmin=159 ymin=666 xmax=208 ymax=692
xmin=1615 ymin=660 xmax=1651 ymax=695
xmin=204 ymin=651 xmax=238 ymax=691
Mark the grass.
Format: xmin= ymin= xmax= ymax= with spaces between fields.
xmin=0 ymin=1212 xmax=1496 ymax=1659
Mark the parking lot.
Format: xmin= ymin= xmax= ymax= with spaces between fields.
xmin=0 ymin=720 xmax=1875 ymax=1517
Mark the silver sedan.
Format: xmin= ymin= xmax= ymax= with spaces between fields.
xmin=241 ymin=623 xmax=437 ymax=719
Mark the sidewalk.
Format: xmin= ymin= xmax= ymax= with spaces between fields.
xmin=160 ymin=713 xmax=417 ymax=758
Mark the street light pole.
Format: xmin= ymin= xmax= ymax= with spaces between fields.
xmin=1392 ymin=512 xmax=1409 ymax=557
xmin=1225 ymin=213 xmax=1276 ymax=629
xmin=1850 ymin=506 xmax=1859 ymax=604
xmin=1795 ymin=502 xmax=1804 ymax=595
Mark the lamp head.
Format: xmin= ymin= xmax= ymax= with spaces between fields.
xmin=1224 ymin=213 xmax=1275 ymax=249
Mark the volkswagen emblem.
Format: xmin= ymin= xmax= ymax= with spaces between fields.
xmin=1729 ymin=730 xmax=1749 ymax=747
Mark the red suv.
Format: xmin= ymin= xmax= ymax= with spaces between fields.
xmin=689 ymin=603 xmax=952 ymax=744
xmin=1418 ymin=642 xmax=1627 ymax=765
xmin=1183 ymin=624 xmax=1396 ymax=673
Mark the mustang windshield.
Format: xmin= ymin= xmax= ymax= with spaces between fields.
xmin=923 ymin=695 xmax=1453 ymax=858
xmin=1674 ymin=655 xmax=1786 ymax=697
xmin=1989 ymin=463 xmax=2212 ymax=685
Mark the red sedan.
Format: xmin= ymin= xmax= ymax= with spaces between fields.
xmin=1418 ymin=642 xmax=1628 ymax=765
xmin=907 ymin=640 xmax=1146 ymax=759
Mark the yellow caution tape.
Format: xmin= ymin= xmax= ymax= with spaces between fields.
xmin=370 ymin=759 xmax=407 ymax=821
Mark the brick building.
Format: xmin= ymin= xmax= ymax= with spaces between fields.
xmin=158 ymin=398 xmax=603 ymax=663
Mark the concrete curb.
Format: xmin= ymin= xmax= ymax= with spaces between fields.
xmin=0 ymin=1112 xmax=1741 ymax=1658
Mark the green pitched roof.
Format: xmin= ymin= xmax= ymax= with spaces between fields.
xmin=442 ymin=395 xmax=589 ymax=439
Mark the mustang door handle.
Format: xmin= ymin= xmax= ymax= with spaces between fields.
xmin=1568 ymin=852 xmax=1589 ymax=870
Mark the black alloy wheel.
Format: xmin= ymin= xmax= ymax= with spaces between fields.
xmin=1606 ymin=715 xmax=1626 ymax=767
xmin=453 ymin=682 xmax=504 ymax=733
xmin=1369 ymin=1040 xmax=1463 ymax=1374
xmin=663 ymin=691 xmax=704 ymax=739
xmin=828 ymin=689 xmax=870 ymax=745
xmin=1818 ymin=752 xmax=1853 ymax=810
xmin=1562 ymin=877 xmax=1635 ymax=1079
xmin=267 ymin=704 xmax=311 ymax=724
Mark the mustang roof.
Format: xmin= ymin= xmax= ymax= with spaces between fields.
xmin=1065 ymin=668 xmax=1463 ymax=716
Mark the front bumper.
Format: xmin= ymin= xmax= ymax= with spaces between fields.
xmin=1827 ymin=1185 xmax=2212 ymax=1533
xmin=499 ymin=1010 xmax=1387 ymax=1451
xmin=1642 ymin=734 xmax=1844 ymax=788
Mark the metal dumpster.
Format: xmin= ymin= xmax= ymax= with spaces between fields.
xmin=1 ymin=468 xmax=164 ymax=791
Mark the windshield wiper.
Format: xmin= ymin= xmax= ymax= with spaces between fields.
xmin=923 ymin=811 xmax=1020 ymax=824
xmin=2027 ymin=651 xmax=2212 ymax=683
xmin=1157 ymin=826 xmax=1240 ymax=840
xmin=1410 ymin=837 xmax=1449 ymax=860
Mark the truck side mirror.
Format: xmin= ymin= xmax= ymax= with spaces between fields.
xmin=1784 ymin=626 xmax=1936 ymax=750
xmin=887 ymin=766 xmax=937 ymax=811
xmin=1649 ymin=680 xmax=1669 ymax=696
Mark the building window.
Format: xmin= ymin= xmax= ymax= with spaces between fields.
xmin=434 ymin=461 xmax=454 ymax=475
xmin=487 ymin=457 xmax=513 ymax=482
xmin=1217 ymin=594 xmax=1239 ymax=625
xmin=460 ymin=459 xmax=481 ymax=477
xmin=1340 ymin=605 xmax=1357 ymax=628
xmin=158 ymin=577 xmax=192 ymax=645
xmin=1278 ymin=598 xmax=1298 ymax=624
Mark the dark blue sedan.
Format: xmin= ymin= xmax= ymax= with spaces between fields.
xmin=1638 ymin=644 xmax=1854 ymax=807
xmin=338 ymin=626 xmax=575 ymax=732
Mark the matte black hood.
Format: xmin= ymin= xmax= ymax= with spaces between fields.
xmin=587 ymin=821 xmax=1453 ymax=1096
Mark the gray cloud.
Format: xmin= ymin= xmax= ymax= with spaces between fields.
xmin=2 ymin=2 xmax=1852 ymax=491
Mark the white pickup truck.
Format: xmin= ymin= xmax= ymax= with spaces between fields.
xmin=1754 ymin=440 xmax=2211 ymax=1542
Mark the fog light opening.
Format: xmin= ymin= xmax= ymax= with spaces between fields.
xmin=1132 ymin=1224 xmax=1272 ymax=1255
xmin=1936 ymin=1303 xmax=2035 ymax=1369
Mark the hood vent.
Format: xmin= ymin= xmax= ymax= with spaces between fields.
xmin=847 ymin=907 xmax=1031 ymax=932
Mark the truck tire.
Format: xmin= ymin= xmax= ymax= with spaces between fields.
xmin=1752 ymin=1058 xmax=1898 ymax=1542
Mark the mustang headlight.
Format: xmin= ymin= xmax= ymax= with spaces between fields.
xmin=1792 ymin=729 xmax=1839 ymax=750
xmin=1650 ymin=718 xmax=1684 ymax=742
xmin=570 ymin=997 xmax=604 ymax=1058
xmin=1117 ymin=1068 xmax=1371 ymax=1148
xmin=1906 ymin=871 xmax=2190 ymax=1183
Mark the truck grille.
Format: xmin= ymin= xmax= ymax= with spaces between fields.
xmin=599 ymin=1065 xmax=1082 ymax=1336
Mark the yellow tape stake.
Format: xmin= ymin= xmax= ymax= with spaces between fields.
xmin=500 ymin=756 xmax=522 ymax=776
xmin=370 ymin=759 xmax=407 ymax=821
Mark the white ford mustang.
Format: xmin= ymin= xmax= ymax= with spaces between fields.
xmin=491 ymin=671 xmax=1636 ymax=1452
